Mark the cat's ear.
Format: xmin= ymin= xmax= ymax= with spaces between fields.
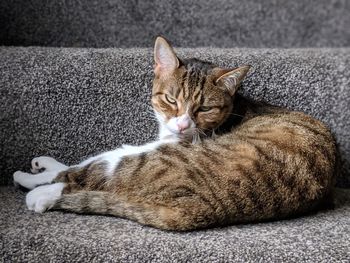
xmin=154 ymin=36 xmax=180 ymax=77
xmin=215 ymin=65 xmax=251 ymax=96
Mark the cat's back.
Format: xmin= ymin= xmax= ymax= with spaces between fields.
xmin=233 ymin=110 xmax=336 ymax=164
xmin=207 ymin=110 xmax=337 ymax=222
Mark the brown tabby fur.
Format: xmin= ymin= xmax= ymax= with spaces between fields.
xmin=52 ymin=38 xmax=337 ymax=231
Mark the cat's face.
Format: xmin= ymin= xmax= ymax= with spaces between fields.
xmin=151 ymin=37 xmax=250 ymax=140
xmin=152 ymin=65 xmax=233 ymax=137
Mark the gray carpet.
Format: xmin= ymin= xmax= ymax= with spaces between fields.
xmin=1 ymin=0 xmax=350 ymax=48
xmin=1 ymin=47 xmax=349 ymax=187
xmin=1 ymin=186 xmax=349 ymax=262
xmin=2 ymin=0 xmax=350 ymax=261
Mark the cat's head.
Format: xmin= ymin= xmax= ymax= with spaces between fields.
xmin=152 ymin=37 xmax=250 ymax=140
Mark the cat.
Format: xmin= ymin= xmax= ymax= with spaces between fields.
xmin=13 ymin=36 xmax=337 ymax=231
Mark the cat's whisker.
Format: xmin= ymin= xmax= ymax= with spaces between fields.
xmin=196 ymin=128 xmax=207 ymax=137
xmin=192 ymin=127 xmax=211 ymax=137
xmin=146 ymin=106 xmax=157 ymax=114
xmin=227 ymin=112 xmax=244 ymax=118
xmin=142 ymin=117 xmax=158 ymax=122
xmin=186 ymin=128 xmax=206 ymax=138
xmin=211 ymin=130 xmax=218 ymax=139
xmin=143 ymin=111 xmax=157 ymax=118
xmin=144 ymin=110 xmax=155 ymax=116
xmin=191 ymin=132 xmax=202 ymax=144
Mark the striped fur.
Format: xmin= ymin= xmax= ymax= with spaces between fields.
xmin=52 ymin=38 xmax=337 ymax=231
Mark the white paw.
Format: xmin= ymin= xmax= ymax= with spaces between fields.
xmin=31 ymin=156 xmax=68 ymax=173
xmin=13 ymin=171 xmax=37 ymax=189
xmin=13 ymin=170 xmax=60 ymax=189
xmin=26 ymin=183 xmax=65 ymax=213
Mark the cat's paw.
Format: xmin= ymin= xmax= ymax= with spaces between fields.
xmin=26 ymin=183 xmax=65 ymax=213
xmin=13 ymin=170 xmax=60 ymax=189
xmin=31 ymin=156 xmax=68 ymax=174
xmin=13 ymin=171 xmax=37 ymax=189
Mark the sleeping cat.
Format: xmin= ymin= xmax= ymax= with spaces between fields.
xmin=13 ymin=37 xmax=337 ymax=231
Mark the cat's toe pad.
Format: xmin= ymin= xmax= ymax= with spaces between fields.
xmin=26 ymin=183 xmax=65 ymax=213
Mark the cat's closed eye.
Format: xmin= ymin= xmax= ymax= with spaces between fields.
xmin=198 ymin=106 xmax=212 ymax=112
xmin=165 ymin=94 xmax=176 ymax=104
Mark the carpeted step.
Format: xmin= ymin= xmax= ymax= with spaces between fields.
xmin=0 ymin=46 xmax=349 ymax=186
xmin=1 ymin=186 xmax=349 ymax=262
xmin=1 ymin=0 xmax=350 ymax=48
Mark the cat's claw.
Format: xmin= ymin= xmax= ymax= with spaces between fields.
xmin=31 ymin=156 xmax=68 ymax=173
xmin=26 ymin=183 xmax=65 ymax=213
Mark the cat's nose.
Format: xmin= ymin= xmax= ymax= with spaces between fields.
xmin=177 ymin=120 xmax=190 ymax=133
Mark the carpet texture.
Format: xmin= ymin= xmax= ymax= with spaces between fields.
xmin=2 ymin=0 xmax=350 ymax=261
xmin=0 ymin=47 xmax=349 ymax=187
xmin=1 ymin=186 xmax=349 ymax=262
xmin=1 ymin=0 xmax=350 ymax=48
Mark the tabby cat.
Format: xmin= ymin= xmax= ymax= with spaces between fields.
xmin=13 ymin=37 xmax=337 ymax=231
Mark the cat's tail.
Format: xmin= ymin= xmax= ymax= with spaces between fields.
xmin=52 ymin=191 xmax=196 ymax=231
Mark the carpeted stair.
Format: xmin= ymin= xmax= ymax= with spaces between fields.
xmin=1 ymin=1 xmax=349 ymax=262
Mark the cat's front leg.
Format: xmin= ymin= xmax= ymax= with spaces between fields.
xmin=30 ymin=156 xmax=68 ymax=174
xmin=13 ymin=157 xmax=68 ymax=189
xmin=102 ymin=138 xmax=179 ymax=175
xmin=26 ymin=183 xmax=66 ymax=212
